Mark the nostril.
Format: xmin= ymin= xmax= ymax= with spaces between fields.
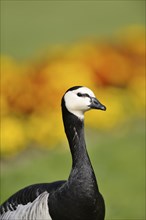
xmin=93 ymin=99 xmax=98 ymax=105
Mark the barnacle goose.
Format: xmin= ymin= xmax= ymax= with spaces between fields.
xmin=0 ymin=86 xmax=106 ymax=220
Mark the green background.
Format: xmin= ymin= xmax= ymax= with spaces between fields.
xmin=1 ymin=0 xmax=145 ymax=60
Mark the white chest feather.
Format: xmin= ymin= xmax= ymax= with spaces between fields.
xmin=0 ymin=192 xmax=52 ymax=220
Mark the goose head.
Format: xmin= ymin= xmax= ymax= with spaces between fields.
xmin=62 ymin=86 xmax=106 ymax=120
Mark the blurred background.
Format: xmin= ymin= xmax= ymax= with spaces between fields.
xmin=0 ymin=1 xmax=145 ymax=219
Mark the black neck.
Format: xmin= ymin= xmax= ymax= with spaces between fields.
xmin=48 ymin=99 xmax=103 ymax=220
xmin=63 ymin=110 xmax=88 ymax=167
xmin=61 ymin=99 xmax=98 ymax=188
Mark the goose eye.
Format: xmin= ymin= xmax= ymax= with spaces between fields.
xmin=77 ymin=93 xmax=90 ymax=98
xmin=77 ymin=93 xmax=83 ymax=97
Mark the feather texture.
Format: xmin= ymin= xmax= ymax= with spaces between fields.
xmin=0 ymin=192 xmax=51 ymax=220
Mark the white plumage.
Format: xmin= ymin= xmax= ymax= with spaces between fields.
xmin=0 ymin=192 xmax=52 ymax=220
xmin=64 ymin=87 xmax=95 ymax=119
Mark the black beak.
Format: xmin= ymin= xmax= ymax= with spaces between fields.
xmin=90 ymin=97 xmax=106 ymax=111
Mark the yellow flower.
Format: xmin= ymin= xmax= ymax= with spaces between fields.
xmin=1 ymin=117 xmax=26 ymax=156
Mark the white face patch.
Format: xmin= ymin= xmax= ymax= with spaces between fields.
xmin=64 ymin=87 xmax=96 ymax=119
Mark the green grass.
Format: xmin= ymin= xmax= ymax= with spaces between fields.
xmin=0 ymin=119 xmax=145 ymax=219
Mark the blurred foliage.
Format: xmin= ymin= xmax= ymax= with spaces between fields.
xmin=0 ymin=25 xmax=145 ymax=157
